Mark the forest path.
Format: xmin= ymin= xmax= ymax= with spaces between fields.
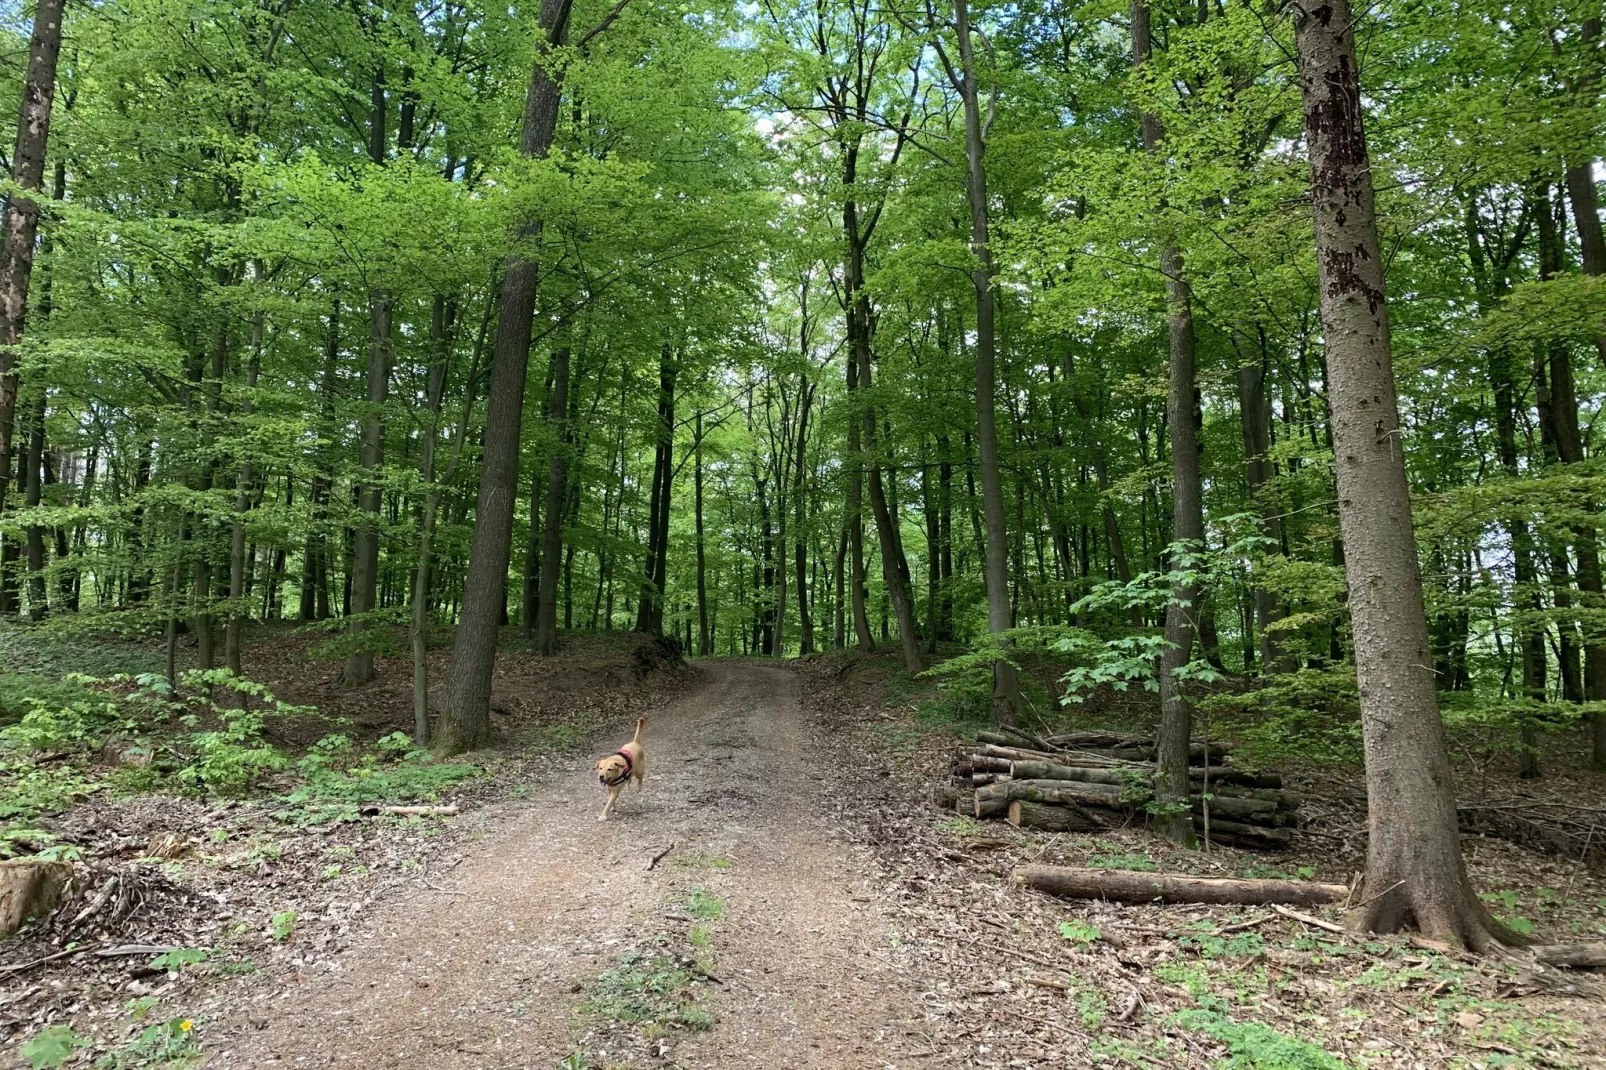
xmin=211 ymin=660 xmax=930 ymax=1069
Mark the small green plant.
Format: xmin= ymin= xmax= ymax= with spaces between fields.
xmin=584 ymin=947 xmax=714 ymax=1032
xmin=1057 ymin=919 xmax=1101 ymax=946
xmin=1175 ymin=1009 xmax=1348 ymax=1069
xmin=685 ymin=889 xmax=724 ymax=921
xmin=149 ymin=948 xmax=208 ymax=972
xmin=270 ymin=910 xmax=297 ymax=941
xmin=689 ymin=924 xmax=712 ymax=947
xmin=1088 ymin=850 xmax=1157 ymax=871
xmin=1180 ymin=930 xmax=1266 ymax=960
xmin=22 ymin=1025 xmax=90 ymax=1069
xmin=937 ymin=814 xmax=986 ymax=838
xmin=94 ymin=1017 xmax=200 ymax=1069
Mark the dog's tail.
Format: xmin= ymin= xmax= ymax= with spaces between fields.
xmin=633 ymin=717 xmax=646 ymax=744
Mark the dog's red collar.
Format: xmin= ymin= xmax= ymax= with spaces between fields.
xmin=604 ymin=748 xmax=633 ymax=787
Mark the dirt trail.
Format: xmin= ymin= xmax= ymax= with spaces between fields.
xmin=211 ymin=661 xmax=929 ymax=1069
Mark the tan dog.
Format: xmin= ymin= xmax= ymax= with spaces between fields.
xmin=594 ymin=717 xmax=646 ymax=821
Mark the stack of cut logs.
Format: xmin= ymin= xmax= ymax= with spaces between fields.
xmin=939 ymin=728 xmax=1300 ymax=850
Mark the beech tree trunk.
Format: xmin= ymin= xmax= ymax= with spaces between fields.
xmin=951 ymin=0 xmax=1022 ymax=722
xmin=436 ymin=0 xmax=573 ymax=753
xmin=535 ymin=346 xmax=572 ymax=656
xmin=342 ymin=290 xmax=391 ymax=686
xmin=1235 ymin=347 xmax=1288 ymax=672
xmin=793 ymin=381 xmax=814 ymax=655
xmin=411 ymin=292 xmax=478 ymax=746
xmin=1293 ymin=0 xmax=1507 ymax=948
xmin=225 ymin=273 xmax=266 ymax=680
xmin=638 ymin=344 xmax=676 ymax=636
xmin=844 ymin=333 xmax=874 ymax=652
xmin=695 ymin=411 xmax=711 ymax=655
xmin=1133 ymin=0 xmax=1201 ymax=845
xmin=0 ymin=0 xmax=64 ymax=527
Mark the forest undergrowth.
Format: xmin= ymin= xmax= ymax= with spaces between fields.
xmin=0 ymin=624 xmax=695 ymax=1067
xmin=795 ymin=650 xmax=1606 ymax=1070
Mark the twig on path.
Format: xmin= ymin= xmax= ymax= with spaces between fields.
xmin=1271 ymin=903 xmax=1346 ymax=935
xmin=1 ymin=944 xmax=101 ymax=975
xmin=648 ymin=842 xmax=677 ymax=870
xmin=421 ymin=879 xmax=466 ymax=897
xmin=1218 ymin=913 xmax=1273 ymax=933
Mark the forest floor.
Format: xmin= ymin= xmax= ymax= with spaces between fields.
xmin=5 ymin=638 xmax=1606 ymax=1069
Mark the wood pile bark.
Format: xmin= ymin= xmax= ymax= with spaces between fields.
xmin=943 ymin=729 xmax=1299 ymax=849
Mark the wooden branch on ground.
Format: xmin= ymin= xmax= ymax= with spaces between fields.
xmin=1014 ymin=865 xmax=1350 ymax=907
xmin=360 ymin=805 xmax=460 ymax=817
xmin=1533 ymin=943 xmax=1606 ymax=970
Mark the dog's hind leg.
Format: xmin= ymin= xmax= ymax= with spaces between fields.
xmin=635 ymin=754 xmax=646 ymax=792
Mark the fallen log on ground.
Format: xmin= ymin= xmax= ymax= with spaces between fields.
xmin=1533 ymin=943 xmax=1606 ymax=970
xmin=360 ymin=805 xmax=460 ymax=817
xmin=1008 ymin=799 xmax=1109 ymax=831
xmin=1014 ymin=865 xmax=1349 ymax=907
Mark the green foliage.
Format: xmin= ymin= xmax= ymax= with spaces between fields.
xmin=148 ymin=948 xmax=208 ymax=972
xmin=1057 ymin=919 xmax=1101 ymax=946
xmin=1174 ymin=1010 xmax=1349 ymax=1070
xmin=94 ymin=1017 xmax=201 ymax=1069
xmin=684 ymin=889 xmax=725 ymax=921
xmin=22 ymin=1025 xmax=90 ymax=1069
xmin=1201 ymin=668 xmax=1364 ymax=766
xmin=283 ymin=738 xmax=479 ymax=817
xmin=270 ymin=911 xmax=297 ymax=942
xmin=1087 ymin=850 xmax=1157 ymax=872
xmin=584 ymin=947 xmax=715 ymax=1032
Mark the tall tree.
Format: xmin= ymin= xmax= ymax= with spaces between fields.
xmin=434 ymin=0 xmax=577 ymax=751
xmin=1293 ymin=0 xmax=1507 ymax=947
xmin=0 ymin=0 xmax=66 ymax=547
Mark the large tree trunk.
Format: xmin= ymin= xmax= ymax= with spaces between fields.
xmin=225 ymin=272 xmax=266 ymax=679
xmin=844 ymin=336 xmax=874 ymax=652
xmin=853 ymin=324 xmax=921 ymax=671
xmin=22 ymin=393 xmax=45 ymax=619
xmin=410 ymin=294 xmax=472 ymax=746
xmin=301 ymin=299 xmax=340 ymax=621
xmin=342 ymin=290 xmax=391 ymax=686
xmin=1562 ymin=17 xmax=1605 ymax=364
xmin=1235 ymin=346 xmax=1288 ymax=672
xmin=792 ymin=381 xmax=815 ymax=655
xmin=951 ymin=0 xmax=1021 ymax=722
xmin=1133 ymin=0 xmax=1201 ymax=844
xmin=535 ymin=347 xmax=572 ymax=656
xmin=638 ymin=345 xmax=676 ymax=636
xmin=436 ymin=0 xmax=573 ymax=753
xmin=1293 ymin=0 xmax=1507 ymax=948
xmin=1536 ymin=184 xmax=1606 ymax=768
xmin=0 ymin=0 xmax=64 ymax=529
xmin=695 ymin=411 xmax=711 ymax=656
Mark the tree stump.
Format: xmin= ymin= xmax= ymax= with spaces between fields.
xmin=0 ymin=859 xmax=73 ymax=939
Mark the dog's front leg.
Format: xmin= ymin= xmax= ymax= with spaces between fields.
xmin=600 ymin=784 xmax=622 ymax=821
